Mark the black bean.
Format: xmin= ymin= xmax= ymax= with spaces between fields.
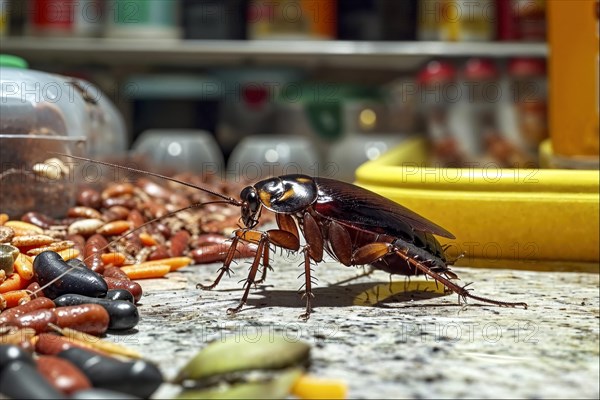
xmin=57 ymin=348 xmax=163 ymax=399
xmin=53 ymin=294 xmax=139 ymax=331
xmin=104 ymin=289 xmax=135 ymax=304
xmin=71 ymin=388 xmax=141 ymax=399
xmin=0 ymin=361 xmax=63 ymax=399
xmin=66 ymin=258 xmax=87 ymax=269
xmin=0 ymin=345 xmax=35 ymax=373
xmin=33 ymin=251 xmax=108 ymax=299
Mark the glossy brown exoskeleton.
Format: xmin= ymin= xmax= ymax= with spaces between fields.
xmin=58 ymin=156 xmax=528 ymax=319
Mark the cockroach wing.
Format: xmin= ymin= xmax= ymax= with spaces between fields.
xmin=313 ymin=177 xmax=456 ymax=240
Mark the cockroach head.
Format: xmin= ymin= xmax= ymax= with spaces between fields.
xmin=240 ymin=186 xmax=261 ymax=228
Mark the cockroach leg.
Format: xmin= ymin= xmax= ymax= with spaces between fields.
xmin=395 ymin=250 xmax=528 ymax=309
xmin=298 ymin=247 xmax=315 ymax=321
xmin=226 ymin=239 xmax=266 ymax=315
xmin=254 ymin=243 xmax=271 ymax=285
xmin=196 ymin=236 xmax=241 ymax=290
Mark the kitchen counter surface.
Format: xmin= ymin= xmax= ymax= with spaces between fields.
xmin=112 ymin=254 xmax=599 ymax=399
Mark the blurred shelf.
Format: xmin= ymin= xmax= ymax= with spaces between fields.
xmin=0 ymin=37 xmax=548 ymax=69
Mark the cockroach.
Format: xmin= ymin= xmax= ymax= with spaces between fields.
xmin=53 ymin=154 xmax=528 ymax=320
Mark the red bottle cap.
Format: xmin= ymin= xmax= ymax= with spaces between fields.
xmin=508 ymin=58 xmax=547 ymax=77
xmin=463 ymin=58 xmax=499 ymax=80
xmin=417 ymin=60 xmax=456 ymax=86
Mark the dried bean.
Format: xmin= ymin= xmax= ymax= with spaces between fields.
xmin=67 ymin=206 xmax=103 ymax=220
xmin=102 ymin=266 xmax=130 ymax=281
xmin=102 ymin=197 xmax=136 ymax=209
xmin=53 ymin=304 xmax=110 ymax=335
xmin=0 ymin=344 xmax=35 ymax=372
xmin=127 ymin=210 xmax=144 ymax=229
xmin=0 ymin=226 xmax=15 ymax=243
xmin=101 ymin=183 xmax=134 ymax=200
xmin=104 ymin=289 xmax=135 ymax=303
xmin=54 ymin=294 xmax=139 ymax=331
xmin=68 ymin=219 xmax=105 ymax=236
xmin=103 ymin=206 xmax=130 ymax=222
xmin=84 ymin=234 xmax=108 ymax=273
xmin=37 ymin=355 xmax=92 ymax=395
xmin=67 ymin=234 xmax=86 ymax=260
xmin=20 ymin=212 xmax=56 ymax=229
xmin=148 ymin=245 xmax=169 ymax=261
xmin=103 ymin=278 xmax=142 ymax=303
xmin=58 ymin=347 xmax=163 ymax=398
xmin=190 ymin=242 xmax=257 ymax=264
xmin=11 ymin=309 xmax=57 ymax=333
xmin=11 ymin=234 xmax=55 ymax=248
xmin=0 ymin=360 xmax=64 ymax=399
xmin=169 ymin=230 xmax=190 ymax=257
xmin=35 ymin=333 xmax=97 ymax=356
xmin=33 ymin=251 xmax=108 ymax=299
xmin=97 ymin=220 xmax=131 ymax=236
xmin=0 ymin=297 xmax=55 ymax=325
xmin=26 ymin=282 xmax=42 ymax=299
xmin=77 ymin=188 xmax=102 ymax=209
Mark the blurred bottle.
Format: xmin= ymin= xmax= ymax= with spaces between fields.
xmin=338 ymin=0 xmax=417 ymax=41
xmin=418 ymin=0 xmax=495 ymax=41
xmin=497 ymin=0 xmax=546 ymax=42
xmin=27 ymin=0 xmax=103 ymax=37
xmin=418 ymin=60 xmax=466 ymax=166
xmin=439 ymin=0 xmax=496 ymax=41
xmin=247 ymin=0 xmax=336 ymax=40
xmin=507 ymin=58 xmax=547 ymax=162
xmin=182 ymin=0 xmax=247 ymax=40
xmin=105 ymin=0 xmax=181 ymax=39
xmin=0 ymin=0 xmax=8 ymax=37
xmin=417 ymin=0 xmax=443 ymax=40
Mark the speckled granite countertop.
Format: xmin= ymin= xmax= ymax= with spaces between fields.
xmin=109 ymin=252 xmax=599 ymax=399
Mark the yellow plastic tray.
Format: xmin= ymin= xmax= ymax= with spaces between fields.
xmin=354 ymin=138 xmax=599 ymax=266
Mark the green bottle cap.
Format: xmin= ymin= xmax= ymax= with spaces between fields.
xmin=0 ymin=55 xmax=29 ymax=69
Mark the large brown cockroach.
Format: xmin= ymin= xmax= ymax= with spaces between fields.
xmin=59 ymin=155 xmax=528 ymax=320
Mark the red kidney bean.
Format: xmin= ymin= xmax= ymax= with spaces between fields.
xmin=53 ymin=304 xmax=110 ymax=336
xmin=102 ymin=266 xmax=130 ymax=281
xmin=127 ymin=209 xmax=144 ymax=229
xmin=25 ymin=282 xmax=43 ymax=299
xmin=103 ymin=278 xmax=142 ymax=303
xmin=53 ymin=294 xmax=139 ymax=331
xmin=11 ymin=309 xmax=57 ymax=333
xmin=148 ymin=245 xmax=169 ymax=261
xmin=77 ymin=188 xmax=102 ymax=209
xmin=67 ymin=234 xmax=86 ymax=261
xmin=102 ymin=206 xmax=130 ymax=223
xmin=169 ymin=230 xmax=190 ymax=257
xmin=190 ymin=243 xmax=230 ymax=264
xmin=194 ymin=233 xmax=229 ymax=246
xmin=35 ymin=333 xmax=101 ymax=356
xmin=0 ymin=297 xmax=55 ymax=325
xmin=20 ymin=212 xmax=56 ymax=229
xmin=136 ymin=178 xmax=172 ymax=199
xmin=37 ymin=355 xmax=92 ymax=394
xmin=84 ymin=234 xmax=108 ymax=273
xmin=190 ymin=242 xmax=257 ymax=264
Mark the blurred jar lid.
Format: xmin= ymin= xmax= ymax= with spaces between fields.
xmin=417 ymin=60 xmax=456 ymax=86
xmin=463 ymin=58 xmax=499 ymax=80
xmin=0 ymin=54 xmax=28 ymax=69
xmin=508 ymin=58 xmax=547 ymax=77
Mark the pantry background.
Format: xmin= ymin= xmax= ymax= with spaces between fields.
xmin=2 ymin=0 xmax=598 ymax=180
